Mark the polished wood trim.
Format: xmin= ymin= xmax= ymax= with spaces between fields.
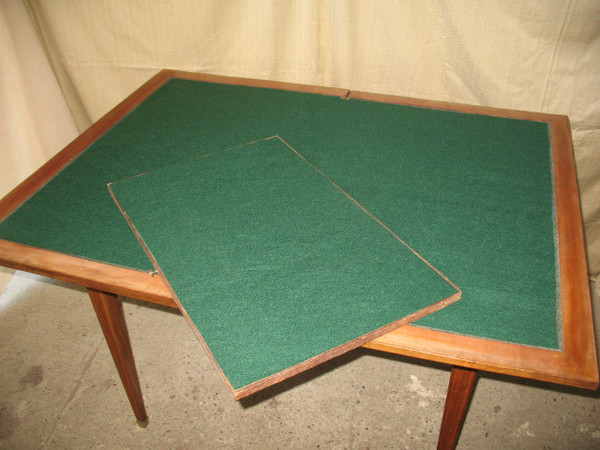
xmin=551 ymin=117 xmax=599 ymax=383
xmin=166 ymin=69 xmax=350 ymax=97
xmin=0 ymin=240 xmax=174 ymax=307
xmin=88 ymin=288 xmax=148 ymax=425
xmin=437 ymin=367 xmax=479 ymax=450
xmin=363 ymin=324 xmax=596 ymax=389
xmin=347 ymin=90 xmax=562 ymax=122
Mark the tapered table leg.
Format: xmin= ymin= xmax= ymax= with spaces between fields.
xmin=88 ymin=288 xmax=148 ymax=426
xmin=437 ymin=366 xmax=479 ymax=450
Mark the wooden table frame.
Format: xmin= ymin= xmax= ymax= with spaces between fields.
xmin=0 ymin=70 xmax=597 ymax=450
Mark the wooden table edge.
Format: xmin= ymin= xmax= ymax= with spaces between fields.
xmin=165 ymin=69 xmax=350 ymax=97
xmin=0 ymin=240 xmax=172 ymax=306
xmin=364 ymin=325 xmax=598 ymax=390
xmin=347 ymin=90 xmax=566 ymax=122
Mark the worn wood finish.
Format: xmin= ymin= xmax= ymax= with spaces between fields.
xmin=347 ymin=90 xmax=562 ymax=122
xmin=363 ymin=324 xmax=594 ymax=388
xmin=169 ymin=69 xmax=350 ymax=97
xmin=437 ymin=367 xmax=479 ymax=450
xmin=87 ymin=288 xmax=148 ymax=425
xmin=0 ymin=240 xmax=173 ymax=307
xmin=550 ymin=117 xmax=599 ymax=383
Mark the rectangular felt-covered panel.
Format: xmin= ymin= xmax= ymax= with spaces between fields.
xmin=108 ymin=136 xmax=460 ymax=397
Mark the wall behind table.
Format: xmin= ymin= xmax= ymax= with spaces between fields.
xmin=16 ymin=0 xmax=600 ymax=288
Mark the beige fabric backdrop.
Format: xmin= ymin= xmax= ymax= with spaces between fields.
xmin=3 ymin=1 xmax=600 ymax=289
xmin=0 ymin=0 xmax=78 ymax=198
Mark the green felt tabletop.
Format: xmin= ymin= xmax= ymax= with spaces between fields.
xmin=108 ymin=137 xmax=459 ymax=391
xmin=0 ymin=77 xmax=559 ymax=349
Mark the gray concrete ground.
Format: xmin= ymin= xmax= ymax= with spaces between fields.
xmin=1 ymin=270 xmax=599 ymax=449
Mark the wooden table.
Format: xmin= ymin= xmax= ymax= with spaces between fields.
xmin=0 ymin=70 xmax=597 ymax=449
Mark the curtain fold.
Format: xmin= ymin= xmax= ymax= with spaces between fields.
xmin=0 ymin=0 xmax=78 ymax=198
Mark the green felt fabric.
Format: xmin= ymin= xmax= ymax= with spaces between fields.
xmin=0 ymin=77 xmax=559 ymax=349
xmin=108 ymin=137 xmax=459 ymax=390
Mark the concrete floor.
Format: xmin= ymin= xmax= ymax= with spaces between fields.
xmin=1 ymin=270 xmax=599 ymax=449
